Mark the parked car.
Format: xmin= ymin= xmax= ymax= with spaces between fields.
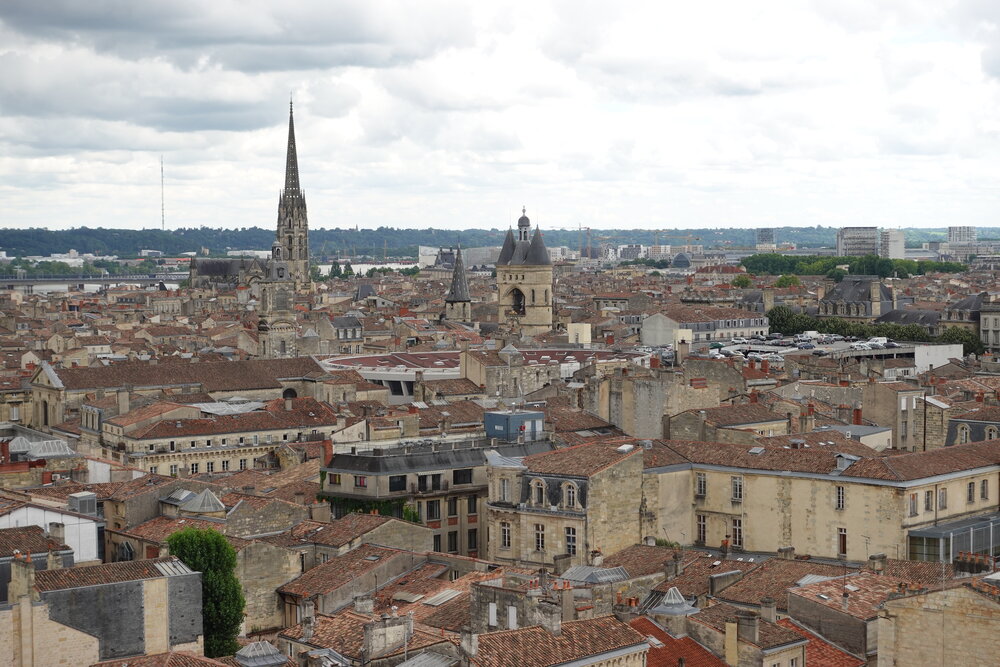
xmin=731 ymin=337 xmax=749 ymax=345
xmin=812 ymin=349 xmax=829 ymax=356
xmin=797 ymin=342 xmax=816 ymax=349
xmin=850 ymin=342 xmax=871 ymax=350
xmin=868 ymin=342 xmax=885 ymax=349
xmin=709 ymin=342 xmax=726 ymax=349
xmin=767 ymin=333 xmax=784 ymax=340
xmin=885 ymin=341 xmax=901 ymax=348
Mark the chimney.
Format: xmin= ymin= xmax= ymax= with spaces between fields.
xmin=853 ymin=403 xmax=863 ymax=425
xmin=117 ymin=387 xmax=130 ymax=416
xmin=538 ymin=600 xmax=562 ymax=636
xmin=698 ymin=410 xmax=708 ymax=441
xmin=285 ymin=397 xmax=293 ymax=411
xmin=724 ymin=619 xmax=739 ymax=666
xmin=665 ymin=552 xmax=682 ymax=580
xmin=645 ymin=536 xmax=657 ymax=546
xmin=736 ymin=610 xmax=759 ymax=644
xmin=354 ymin=594 xmax=374 ymax=615
xmin=761 ymin=359 xmax=770 ymax=373
xmin=778 ymin=546 xmax=795 ymax=560
xmin=590 ymin=550 xmax=604 ymax=567
xmin=760 ymin=597 xmax=776 ymax=623
xmin=301 ymin=599 xmax=315 ymax=641
xmin=560 ymin=582 xmax=575 ymax=620
xmin=294 ymin=491 xmax=305 ymax=505
xmin=868 ymin=553 xmax=887 ymax=574
xmin=749 ymin=390 xmax=758 ymax=404
xmin=460 ymin=626 xmax=478 ymax=657
xmin=47 ymin=522 xmax=65 ymax=546
xmin=9 ymin=552 xmax=38 ymax=601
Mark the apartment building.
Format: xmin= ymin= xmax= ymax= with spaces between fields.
xmin=640 ymin=306 xmax=769 ymax=346
xmin=321 ymin=438 xmax=554 ymax=557
xmin=641 ymin=438 xmax=1000 ymax=563
xmin=485 ymin=440 xmax=644 ymax=569
xmin=836 ymin=227 xmax=879 ymax=256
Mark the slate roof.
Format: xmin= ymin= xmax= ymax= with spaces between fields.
xmin=821 ymin=276 xmax=892 ymax=304
xmin=444 ymin=248 xmax=471 ymax=303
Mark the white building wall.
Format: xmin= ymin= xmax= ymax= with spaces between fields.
xmin=0 ymin=507 xmax=100 ymax=563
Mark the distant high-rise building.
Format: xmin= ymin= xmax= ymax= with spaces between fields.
xmin=948 ymin=226 xmax=977 ymax=244
xmin=755 ymin=228 xmax=776 ymax=251
xmin=879 ymin=229 xmax=905 ymax=259
xmin=836 ymin=227 xmax=879 ymax=256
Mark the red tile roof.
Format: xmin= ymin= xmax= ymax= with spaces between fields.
xmin=524 ymin=440 xmax=641 ymax=477
xmin=776 ymin=619 xmax=866 ymax=667
xmin=472 ymin=615 xmax=647 ymax=667
xmin=629 ymin=616 xmax=725 ymax=667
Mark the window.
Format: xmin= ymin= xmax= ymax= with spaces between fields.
xmin=959 ymin=425 xmax=970 ymax=444
xmin=448 ymin=531 xmax=458 ymax=553
xmin=835 ymin=486 xmax=845 ymax=511
xmin=239 ymin=459 xmax=248 ymax=471
xmin=838 ymin=528 xmax=848 ymax=557
xmin=149 ymin=466 xmax=158 ymax=474
xmin=534 ymin=524 xmax=545 ymax=551
xmin=507 ymin=605 xmax=518 ymax=629
xmin=190 ymin=462 xmax=199 ymax=474
xmin=938 ymin=488 xmax=948 ymax=510
xmin=468 ymin=528 xmax=477 ymax=550
xmin=221 ymin=460 xmax=230 ymax=471
xmin=448 ymin=496 xmax=458 ymax=517
xmin=433 ymin=534 xmax=442 ymax=552
xmin=565 ymin=527 xmax=578 ymax=556
xmin=790 ymin=658 xmax=798 ymax=667
xmin=696 ymin=472 xmax=707 ymax=497
xmin=500 ymin=478 xmax=510 ymax=502
xmin=697 ymin=514 xmax=707 ymax=543
xmin=467 ymin=495 xmax=477 ymax=515
xmin=533 ymin=480 xmax=546 ymax=505
xmin=564 ymin=484 xmax=577 ymax=508
xmin=731 ymin=518 xmax=743 ymax=548
xmin=206 ymin=462 xmax=214 ymax=473
xmin=389 ymin=475 xmax=407 ymax=492
xmin=500 ymin=522 xmax=511 ymax=549
xmin=925 ymin=490 xmax=933 ymax=511
xmin=453 ymin=469 xmax=473 ymax=485
xmin=169 ymin=441 xmax=176 ymax=452
xmin=169 ymin=464 xmax=178 ymax=476
xmin=354 ymin=475 xmax=367 ymax=488
xmin=488 ymin=602 xmax=497 ymax=627
xmin=900 ymin=421 xmax=907 ymax=438
xmin=427 ymin=500 xmax=441 ymax=520
xmin=987 ymin=427 xmax=998 ymax=441
xmin=731 ymin=476 xmax=744 ymax=502
xmin=982 ymin=479 xmax=989 ymax=500
xmin=253 ymin=435 xmax=258 ymax=445
xmin=968 ymin=482 xmax=976 ymax=504
xmin=909 ymin=493 xmax=918 ymax=517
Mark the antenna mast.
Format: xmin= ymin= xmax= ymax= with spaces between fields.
xmin=160 ymin=155 xmax=165 ymax=231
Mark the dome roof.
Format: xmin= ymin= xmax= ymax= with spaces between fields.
xmin=518 ymin=206 xmax=530 ymax=228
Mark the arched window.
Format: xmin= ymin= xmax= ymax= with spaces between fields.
xmin=282 ymin=388 xmax=298 ymax=400
xmin=510 ymin=289 xmax=526 ymax=316
xmin=563 ymin=483 xmax=577 ymax=508
xmin=959 ymin=425 xmax=971 ymax=444
xmin=987 ymin=427 xmax=998 ymax=441
xmin=532 ymin=479 xmax=546 ymax=505
xmin=531 ymin=289 xmax=536 ymax=304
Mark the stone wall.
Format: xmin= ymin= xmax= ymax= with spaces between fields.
xmin=236 ymin=541 xmax=300 ymax=633
xmin=0 ymin=597 xmax=101 ymax=666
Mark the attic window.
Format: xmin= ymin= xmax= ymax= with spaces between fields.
xmin=748 ymin=447 xmax=765 ymax=455
xmin=364 ymin=555 xmax=381 ymax=562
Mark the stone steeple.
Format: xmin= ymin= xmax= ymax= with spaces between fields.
xmin=276 ymin=100 xmax=310 ymax=288
xmin=444 ymin=247 xmax=472 ymax=322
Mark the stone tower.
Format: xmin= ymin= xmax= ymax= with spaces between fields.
xmin=496 ymin=207 xmax=553 ymax=336
xmin=257 ymin=241 xmax=297 ymax=358
xmin=444 ymin=247 xmax=472 ymax=322
xmin=276 ymin=101 xmax=310 ymax=288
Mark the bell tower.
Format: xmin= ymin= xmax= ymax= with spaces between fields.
xmin=496 ymin=207 xmax=553 ymax=336
xmin=276 ymin=101 xmax=310 ymax=288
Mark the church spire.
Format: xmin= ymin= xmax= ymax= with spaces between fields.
xmin=445 ymin=247 xmax=471 ymax=304
xmin=284 ymin=99 xmax=300 ymax=192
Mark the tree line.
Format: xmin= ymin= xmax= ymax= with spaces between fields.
xmin=741 ymin=254 xmax=966 ymax=279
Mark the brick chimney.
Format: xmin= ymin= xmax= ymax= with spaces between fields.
xmin=868 ymin=553 xmax=887 ymax=574
xmin=853 ymin=403 xmax=863 ymax=425
xmin=736 ymin=610 xmax=759 ymax=644
xmin=9 ymin=552 xmax=38 ymax=601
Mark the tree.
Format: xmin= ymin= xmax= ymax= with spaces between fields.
xmin=328 ymin=262 xmax=342 ymax=279
xmin=731 ymin=274 xmax=752 ymax=288
xmin=766 ymin=305 xmax=795 ymax=334
xmin=937 ymin=326 xmax=984 ymax=356
xmin=773 ymin=275 xmax=800 ymax=288
xmin=825 ymin=268 xmax=847 ymax=283
xmin=342 ymin=262 xmax=354 ymax=277
xmin=166 ymin=528 xmax=245 ymax=657
xmin=308 ymin=265 xmax=322 ymax=282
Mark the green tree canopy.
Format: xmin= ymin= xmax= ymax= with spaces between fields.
xmin=773 ymin=274 xmax=801 ymax=288
xmin=936 ymin=326 xmax=984 ymax=356
xmin=166 ymin=528 xmax=245 ymax=658
xmin=731 ymin=274 xmax=752 ymax=288
xmin=328 ymin=262 xmax=342 ymax=278
xmin=342 ymin=262 xmax=354 ymax=277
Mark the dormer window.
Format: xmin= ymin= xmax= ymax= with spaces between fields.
xmin=563 ymin=482 xmax=578 ymax=508
xmin=532 ymin=479 xmax=546 ymax=505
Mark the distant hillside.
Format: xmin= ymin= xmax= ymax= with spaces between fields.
xmin=0 ymin=225 xmax=984 ymax=259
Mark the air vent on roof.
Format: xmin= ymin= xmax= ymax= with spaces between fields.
xmin=748 ymin=446 xmax=765 ymax=455
xmin=364 ymin=555 xmax=381 ymax=562
xmin=616 ymin=444 xmax=635 ymax=453
xmin=817 ymin=594 xmax=831 ymax=600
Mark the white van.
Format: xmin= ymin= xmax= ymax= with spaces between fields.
xmin=867 ymin=337 xmax=888 ymax=346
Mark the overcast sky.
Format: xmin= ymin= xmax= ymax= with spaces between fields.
xmin=3 ymin=1 xmax=1000 ymax=231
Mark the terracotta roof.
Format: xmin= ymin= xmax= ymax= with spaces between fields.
xmin=630 ymin=616 xmax=725 ymax=667
xmin=280 ymin=609 xmax=449 ymax=659
xmin=682 ymin=404 xmax=787 ymax=427
xmin=788 ymin=571 xmax=912 ymax=620
xmin=653 ymin=555 xmax=760 ymax=599
xmin=93 ymin=652 xmax=231 ymax=667
xmin=119 ymin=516 xmax=249 ymax=550
xmin=0 ymin=525 xmax=70 ymax=557
xmin=603 ymin=544 xmax=700 ymax=579
xmin=35 ymin=556 xmax=192 ymax=592
xmin=841 ymin=439 xmax=1000 ymax=481
xmin=277 ymin=544 xmax=405 ymax=598
xmin=689 ymin=603 xmax=803 ymax=650
xmin=263 ymin=514 xmax=402 ymax=549
xmin=776 ymin=619 xmax=866 ymax=667
xmin=523 ymin=440 xmax=641 ymax=478
xmin=714 ymin=558 xmax=855 ymax=611
xmin=472 ymin=615 xmax=647 ymax=667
